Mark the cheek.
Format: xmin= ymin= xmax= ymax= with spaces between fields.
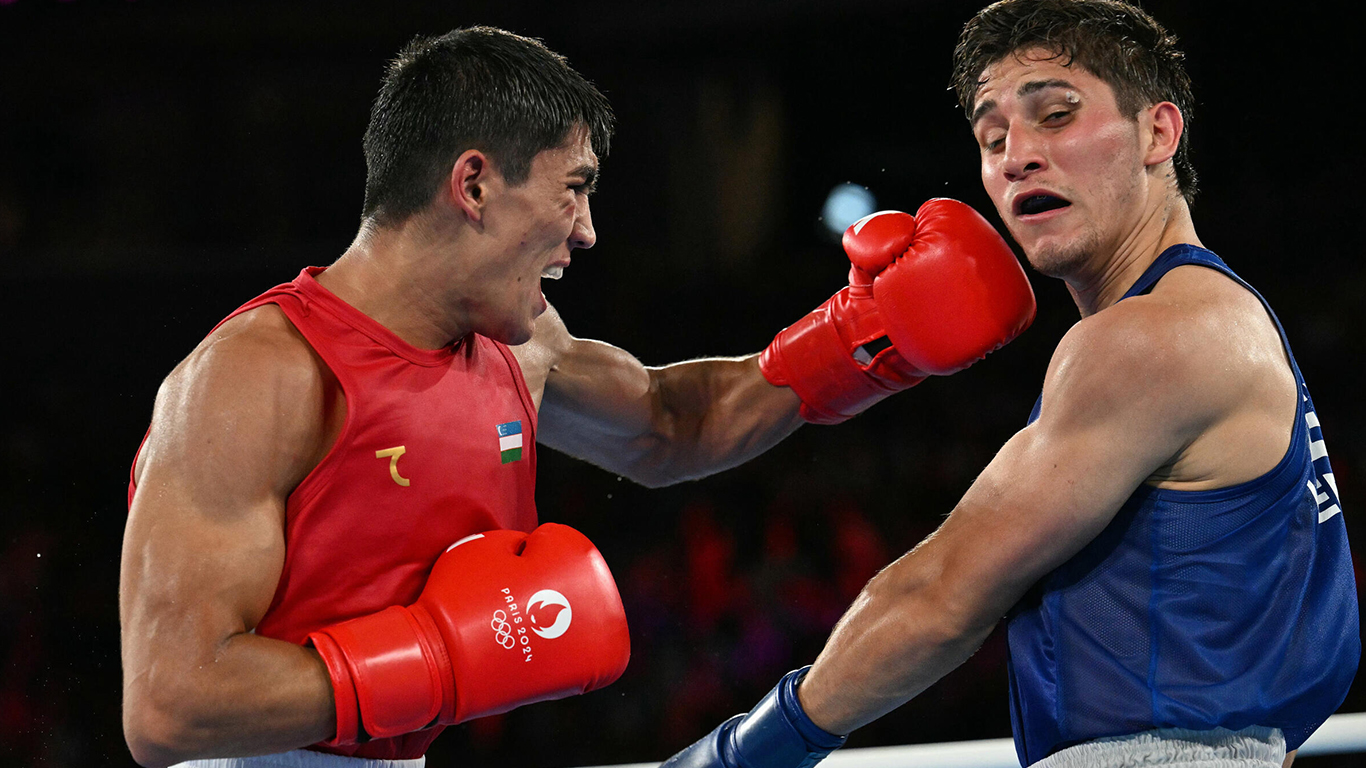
xmin=981 ymin=158 xmax=1009 ymax=213
xmin=1060 ymin=120 xmax=1141 ymax=184
xmin=531 ymin=198 xmax=574 ymax=241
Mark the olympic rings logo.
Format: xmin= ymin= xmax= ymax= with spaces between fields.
xmin=491 ymin=610 xmax=516 ymax=649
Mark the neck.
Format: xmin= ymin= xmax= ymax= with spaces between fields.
xmin=1065 ymin=193 xmax=1201 ymax=318
xmin=317 ymin=215 xmax=472 ymax=349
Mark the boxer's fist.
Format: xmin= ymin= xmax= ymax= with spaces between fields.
xmin=760 ymin=199 xmax=1034 ymax=424
xmin=308 ymin=523 xmax=630 ymax=744
xmin=760 ymin=260 xmax=928 ymax=424
xmin=840 ymin=209 xmax=918 ymax=275
xmin=859 ymin=199 xmax=1035 ymax=376
xmin=661 ymin=667 xmax=845 ymax=768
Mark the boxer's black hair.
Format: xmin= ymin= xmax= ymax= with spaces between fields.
xmin=361 ymin=26 xmax=614 ymax=226
xmin=951 ymin=0 xmax=1197 ymax=203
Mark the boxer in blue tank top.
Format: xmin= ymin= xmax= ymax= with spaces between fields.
xmin=663 ymin=2 xmax=1358 ymax=768
xmin=1008 ymin=244 xmax=1358 ymax=765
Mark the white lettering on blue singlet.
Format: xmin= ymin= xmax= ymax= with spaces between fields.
xmin=1304 ymin=395 xmax=1342 ymax=523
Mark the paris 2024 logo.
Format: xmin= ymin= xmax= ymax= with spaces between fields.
xmin=492 ymin=587 xmax=572 ymax=661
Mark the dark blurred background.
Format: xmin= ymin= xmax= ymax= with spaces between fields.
xmin=1 ymin=0 xmax=1361 ymax=766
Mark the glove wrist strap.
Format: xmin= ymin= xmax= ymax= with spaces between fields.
xmin=730 ymin=666 xmax=848 ymax=767
xmin=778 ymin=667 xmax=846 ymax=751
xmin=307 ymin=631 xmax=360 ymax=746
xmin=308 ymin=606 xmax=444 ymax=741
xmin=761 ymin=306 xmax=904 ymax=425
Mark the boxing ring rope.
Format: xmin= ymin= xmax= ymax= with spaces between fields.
xmin=582 ymin=712 xmax=1366 ymax=768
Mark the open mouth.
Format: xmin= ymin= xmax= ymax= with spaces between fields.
xmin=1016 ymin=194 xmax=1071 ymax=217
xmin=541 ymin=266 xmax=564 ymax=280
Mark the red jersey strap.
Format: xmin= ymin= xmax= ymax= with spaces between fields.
xmin=490 ymin=334 xmax=538 ymax=447
xmin=128 ymin=426 xmax=150 ymax=508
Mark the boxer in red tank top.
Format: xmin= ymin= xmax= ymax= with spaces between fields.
xmin=130 ymin=267 xmax=541 ymax=759
xmin=119 ymin=27 xmax=1034 ymax=768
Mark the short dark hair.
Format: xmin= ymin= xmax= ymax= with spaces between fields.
xmin=951 ymin=0 xmax=1197 ymax=202
xmin=361 ymin=26 xmax=615 ymax=225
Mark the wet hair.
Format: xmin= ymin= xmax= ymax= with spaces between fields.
xmin=361 ymin=26 xmax=614 ymax=225
xmin=951 ymin=0 xmax=1197 ymax=202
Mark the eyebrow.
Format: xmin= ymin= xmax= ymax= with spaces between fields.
xmin=570 ymin=164 xmax=598 ymax=192
xmin=970 ymin=78 xmax=1078 ymax=127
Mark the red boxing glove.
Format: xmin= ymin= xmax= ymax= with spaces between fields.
xmin=308 ymin=523 xmax=630 ymax=743
xmin=853 ymin=199 xmax=1035 ymax=376
xmin=760 ymin=199 xmax=1034 ymax=423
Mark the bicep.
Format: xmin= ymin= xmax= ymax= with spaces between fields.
xmin=920 ymin=341 xmax=1203 ymax=623
xmin=122 ymin=470 xmax=286 ymax=656
xmin=930 ymin=421 xmax=1151 ymax=618
xmin=537 ymin=335 xmax=659 ymax=470
xmin=530 ymin=305 xmax=799 ymax=485
xmin=538 ymin=335 xmax=789 ymax=485
xmin=517 ymin=303 xmax=656 ymax=458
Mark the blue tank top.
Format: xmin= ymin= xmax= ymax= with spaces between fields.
xmin=1007 ymin=244 xmax=1359 ymax=765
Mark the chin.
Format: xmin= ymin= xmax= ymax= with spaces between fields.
xmin=498 ymin=324 xmax=536 ymax=346
xmin=479 ymin=299 xmax=543 ymax=346
xmin=474 ymin=316 xmax=534 ymax=346
xmin=1024 ymin=232 xmax=1099 ymax=278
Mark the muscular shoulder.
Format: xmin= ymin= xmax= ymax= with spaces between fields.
xmin=142 ymin=304 xmax=337 ymax=495
xmin=163 ymin=305 xmax=327 ymax=412
xmin=1046 ymin=296 xmax=1201 ymax=424
xmin=1043 ymin=264 xmax=1295 ymax=485
xmin=1062 ymin=268 xmax=1276 ymax=392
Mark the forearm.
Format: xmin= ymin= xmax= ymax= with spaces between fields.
xmin=661 ymin=537 xmax=1012 ymax=768
xmin=796 ymin=564 xmax=996 ymax=735
xmin=635 ymin=354 xmax=804 ymax=485
xmin=123 ymin=632 xmax=335 ymax=767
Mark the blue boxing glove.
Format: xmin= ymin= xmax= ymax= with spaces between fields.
xmin=662 ymin=667 xmax=847 ymax=768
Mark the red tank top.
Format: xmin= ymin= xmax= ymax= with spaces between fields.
xmin=129 ymin=267 xmax=539 ymax=758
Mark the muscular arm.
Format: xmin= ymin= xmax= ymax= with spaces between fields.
xmin=519 ymin=305 xmax=804 ymax=488
xmin=517 ymin=202 xmax=1035 ymax=486
xmin=797 ymin=302 xmax=1235 ymax=733
xmin=120 ymin=308 xmax=338 ymax=766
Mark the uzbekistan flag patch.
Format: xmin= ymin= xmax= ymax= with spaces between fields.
xmin=497 ymin=420 xmax=523 ymax=464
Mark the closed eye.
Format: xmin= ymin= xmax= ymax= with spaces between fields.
xmin=568 ymin=164 xmax=598 ymax=195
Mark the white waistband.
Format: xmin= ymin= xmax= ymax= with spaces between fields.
xmin=1031 ymin=726 xmax=1285 ymax=768
xmin=171 ymin=749 xmax=425 ymax=768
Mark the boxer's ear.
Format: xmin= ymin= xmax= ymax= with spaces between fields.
xmin=448 ymin=150 xmax=491 ymax=223
xmin=1142 ymin=101 xmax=1183 ymax=169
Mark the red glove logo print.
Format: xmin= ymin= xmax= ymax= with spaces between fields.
xmin=527 ymin=589 xmax=573 ymax=639
xmin=491 ymin=611 xmax=517 ymax=649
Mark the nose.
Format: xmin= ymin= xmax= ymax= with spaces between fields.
xmin=1002 ymin=126 xmax=1047 ymax=182
xmin=570 ymin=195 xmax=596 ymax=250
